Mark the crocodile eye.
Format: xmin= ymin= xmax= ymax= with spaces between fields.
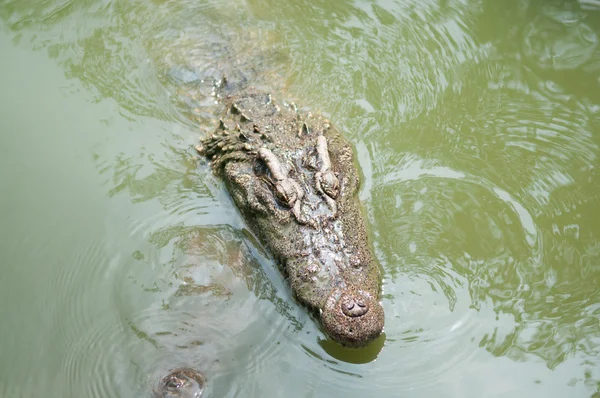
xmin=275 ymin=182 xmax=297 ymax=207
xmin=320 ymin=171 xmax=339 ymax=198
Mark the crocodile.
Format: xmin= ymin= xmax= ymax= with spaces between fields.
xmin=194 ymin=83 xmax=385 ymax=347
xmin=154 ymin=28 xmax=384 ymax=347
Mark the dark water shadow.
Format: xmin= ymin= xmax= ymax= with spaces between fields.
xmin=317 ymin=333 xmax=386 ymax=364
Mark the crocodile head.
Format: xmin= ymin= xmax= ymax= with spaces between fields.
xmin=198 ymin=91 xmax=384 ymax=347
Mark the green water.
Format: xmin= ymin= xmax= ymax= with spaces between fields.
xmin=1 ymin=0 xmax=600 ymax=396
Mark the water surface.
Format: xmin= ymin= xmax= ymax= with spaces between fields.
xmin=1 ymin=0 xmax=600 ymax=396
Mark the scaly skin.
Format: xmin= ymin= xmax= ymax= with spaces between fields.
xmin=196 ymin=89 xmax=384 ymax=347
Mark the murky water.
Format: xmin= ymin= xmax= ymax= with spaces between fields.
xmin=1 ymin=0 xmax=600 ymax=396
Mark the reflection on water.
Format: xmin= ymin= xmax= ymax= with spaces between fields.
xmin=1 ymin=0 xmax=600 ymax=396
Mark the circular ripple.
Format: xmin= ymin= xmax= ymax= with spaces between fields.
xmin=367 ymin=155 xmax=543 ymax=391
xmin=46 ymin=238 xmax=153 ymax=397
xmin=110 ymin=221 xmax=303 ymax=397
xmin=122 ymin=284 xmax=293 ymax=397
xmin=47 ymin=239 xmax=110 ymax=338
xmin=54 ymin=301 xmax=138 ymax=397
xmin=284 ymin=0 xmax=487 ymax=129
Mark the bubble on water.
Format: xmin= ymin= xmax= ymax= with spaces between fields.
xmin=409 ymin=242 xmax=417 ymax=253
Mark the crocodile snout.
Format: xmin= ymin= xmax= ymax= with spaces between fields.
xmin=321 ymin=288 xmax=384 ymax=347
xmin=155 ymin=367 xmax=205 ymax=398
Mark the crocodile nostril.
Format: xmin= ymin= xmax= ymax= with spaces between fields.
xmin=341 ymin=294 xmax=369 ymax=317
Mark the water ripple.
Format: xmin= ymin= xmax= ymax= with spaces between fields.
xmin=523 ymin=5 xmax=598 ymax=71
xmin=367 ymin=150 xmax=548 ymax=387
xmin=281 ymin=0 xmax=489 ymax=129
xmin=48 ymin=240 xmax=109 ymax=342
xmin=60 ymin=314 xmax=129 ymax=397
xmin=117 ymin=224 xmax=303 ymax=396
xmin=4 ymin=0 xmax=600 ymax=395
xmin=46 ymin=239 xmax=136 ymax=397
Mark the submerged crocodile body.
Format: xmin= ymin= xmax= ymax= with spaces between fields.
xmin=195 ymin=85 xmax=384 ymax=347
